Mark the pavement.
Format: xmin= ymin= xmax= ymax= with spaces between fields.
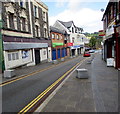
xmin=36 ymin=53 xmax=118 ymax=112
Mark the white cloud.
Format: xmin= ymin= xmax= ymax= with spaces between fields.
xmin=49 ymin=4 xmax=104 ymax=33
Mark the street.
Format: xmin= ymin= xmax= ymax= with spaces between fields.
xmin=2 ymin=55 xmax=85 ymax=112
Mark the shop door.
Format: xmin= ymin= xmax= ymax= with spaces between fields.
xmin=52 ymin=50 xmax=56 ymax=60
xmin=35 ymin=49 xmax=40 ymax=65
xmin=57 ymin=49 xmax=60 ymax=59
xmin=62 ymin=48 xmax=65 ymax=57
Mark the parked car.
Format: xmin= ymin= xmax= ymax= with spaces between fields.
xmin=83 ymin=52 xmax=91 ymax=57
xmin=89 ymin=49 xmax=95 ymax=53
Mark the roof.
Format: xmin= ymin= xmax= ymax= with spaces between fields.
xmin=58 ymin=20 xmax=74 ymax=28
xmin=50 ymin=26 xmax=65 ymax=34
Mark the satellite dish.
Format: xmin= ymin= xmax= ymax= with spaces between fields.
xmin=101 ymin=8 xmax=104 ymax=12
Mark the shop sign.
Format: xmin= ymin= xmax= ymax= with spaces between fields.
xmin=67 ymin=43 xmax=73 ymax=46
xmin=99 ymin=30 xmax=105 ymax=36
xmin=106 ymin=25 xmax=115 ymax=37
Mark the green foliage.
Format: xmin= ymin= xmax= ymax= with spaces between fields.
xmin=89 ymin=36 xmax=96 ymax=48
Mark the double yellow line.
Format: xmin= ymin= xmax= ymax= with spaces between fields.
xmin=18 ymin=61 xmax=83 ymax=113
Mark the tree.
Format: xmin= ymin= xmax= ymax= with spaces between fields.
xmin=89 ymin=36 xmax=96 ymax=49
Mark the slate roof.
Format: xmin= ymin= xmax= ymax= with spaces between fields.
xmin=58 ymin=20 xmax=74 ymax=28
xmin=50 ymin=26 xmax=65 ymax=34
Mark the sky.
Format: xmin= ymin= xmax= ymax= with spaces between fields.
xmin=41 ymin=0 xmax=109 ymax=33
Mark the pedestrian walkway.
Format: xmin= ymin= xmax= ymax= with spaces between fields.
xmin=38 ymin=53 xmax=118 ymax=112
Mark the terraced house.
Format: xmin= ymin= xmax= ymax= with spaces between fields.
xmin=53 ymin=20 xmax=89 ymax=56
xmin=102 ymin=0 xmax=120 ymax=69
xmin=50 ymin=26 xmax=70 ymax=60
xmin=2 ymin=0 xmax=51 ymax=70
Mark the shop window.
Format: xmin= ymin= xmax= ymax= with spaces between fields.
xmin=8 ymin=52 xmax=19 ymax=61
xmin=8 ymin=54 xmax=12 ymax=61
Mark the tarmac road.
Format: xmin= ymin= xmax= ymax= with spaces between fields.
xmin=2 ymin=56 xmax=85 ymax=112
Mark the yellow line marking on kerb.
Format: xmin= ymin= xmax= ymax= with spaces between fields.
xmin=0 ymin=56 xmax=79 ymax=87
xmin=18 ymin=59 xmax=86 ymax=113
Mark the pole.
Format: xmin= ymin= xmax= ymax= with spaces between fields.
xmin=0 ymin=2 xmax=4 ymax=73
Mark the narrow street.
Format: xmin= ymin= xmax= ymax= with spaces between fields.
xmin=2 ymin=55 xmax=85 ymax=112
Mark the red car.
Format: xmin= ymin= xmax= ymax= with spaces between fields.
xmin=83 ymin=52 xmax=91 ymax=57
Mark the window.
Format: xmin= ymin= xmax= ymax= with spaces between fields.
xmin=72 ymin=27 xmax=74 ymax=33
xmin=8 ymin=54 xmax=12 ymax=61
xmin=35 ymin=25 xmax=39 ymax=37
xmin=44 ymin=28 xmax=47 ymax=38
xmin=52 ymin=33 xmax=55 ymax=39
xmin=8 ymin=52 xmax=19 ymax=61
xmin=60 ymin=35 xmax=62 ymax=40
xmin=20 ymin=0 xmax=26 ymax=8
xmin=21 ymin=17 xmax=26 ymax=31
xmin=72 ymin=37 xmax=74 ymax=43
xmin=34 ymin=6 xmax=38 ymax=17
xmin=20 ymin=1 xmax=23 ymax=7
xmin=43 ymin=11 xmax=46 ymax=21
xmin=56 ymin=34 xmax=59 ymax=40
xmin=9 ymin=13 xmax=14 ymax=29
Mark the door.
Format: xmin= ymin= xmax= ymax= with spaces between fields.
xmin=52 ymin=50 xmax=56 ymax=60
xmin=57 ymin=49 xmax=60 ymax=59
xmin=62 ymin=48 xmax=65 ymax=57
xmin=35 ymin=49 xmax=40 ymax=65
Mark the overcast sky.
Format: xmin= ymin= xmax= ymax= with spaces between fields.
xmin=42 ymin=0 xmax=109 ymax=33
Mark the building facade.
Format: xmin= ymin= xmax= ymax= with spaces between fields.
xmin=53 ymin=20 xmax=88 ymax=56
xmin=50 ymin=26 xmax=70 ymax=60
xmin=2 ymin=0 xmax=51 ymax=70
xmin=102 ymin=0 xmax=120 ymax=69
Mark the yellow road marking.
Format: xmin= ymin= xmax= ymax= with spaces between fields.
xmin=18 ymin=59 xmax=86 ymax=113
xmin=0 ymin=56 xmax=80 ymax=87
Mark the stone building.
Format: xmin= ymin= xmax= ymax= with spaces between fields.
xmin=2 ymin=0 xmax=51 ymax=70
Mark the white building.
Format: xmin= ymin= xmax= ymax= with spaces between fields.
xmin=53 ymin=20 xmax=88 ymax=56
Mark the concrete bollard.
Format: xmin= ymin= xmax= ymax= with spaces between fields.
xmin=61 ymin=58 xmax=65 ymax=62
xmin=52 ymin=60 xmax=58 ymax=64
xmin=76 ymin=68 xmax=89 ymax=79
xmin=4 ymin=70 xmax=15 ymax=78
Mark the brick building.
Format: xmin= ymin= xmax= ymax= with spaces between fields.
xmin=50 ymin=26 xmax=70 ymax=60
xmin=102 ymin=0 xmax=120 ymax=69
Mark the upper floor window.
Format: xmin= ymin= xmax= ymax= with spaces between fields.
xmin=35 ymin=25 xmax=39 ymax=37
xmin=72 ymin=27 xmax=74 ymax=33
xmin=34 ymin=6 xmax=38 ymax=18
xmin=43 ymin=11 xmax=46 ymax=21
xmin=52 ymin=33 xmax=55 ymax=39
xmin=44 ymin=28 xmax=47 ymax=38
xmin=19 ymin=0 xmax=26 ymax=8
xmin=8 ymin=13 xmax=14 ymax=29
xmin=56 ymin=34 xmax=59 ymax=40
xmin=60 ymin=35 xmax=63 ymax=40
xmin=22 ymin=17 xmax=26 ymax=31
